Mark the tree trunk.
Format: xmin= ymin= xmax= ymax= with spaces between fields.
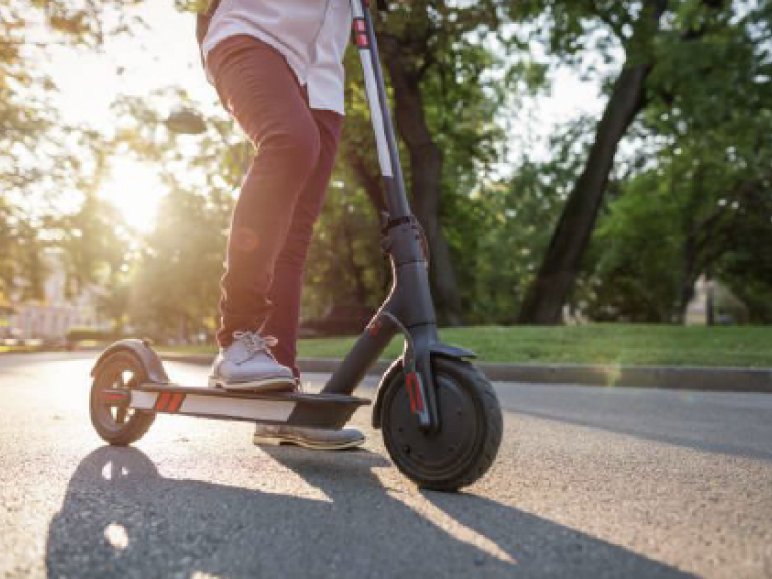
xmin=381 ymin=40 xmax=465 ymax=325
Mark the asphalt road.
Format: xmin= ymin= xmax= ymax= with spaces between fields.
xmin=1 ymin=352 xmax=770 ymax=578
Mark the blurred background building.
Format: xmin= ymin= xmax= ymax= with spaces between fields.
xmin=2 ymin=254 xmax=107 ymax=343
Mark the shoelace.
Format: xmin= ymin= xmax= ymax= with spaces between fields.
xmin=232 ymin=331 xmax=299 ymax=389
xmin=233 ymin=331 xmax=278 ymax=358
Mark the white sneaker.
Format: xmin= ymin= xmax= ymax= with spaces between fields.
xmin=208 ymin=331 xmax=296 ymax=392
xmin=253 ymin=424 xmax=365 ymax=450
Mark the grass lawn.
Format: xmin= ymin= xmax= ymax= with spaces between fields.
xmin=159 ymin=325 xmax=772 ymax=368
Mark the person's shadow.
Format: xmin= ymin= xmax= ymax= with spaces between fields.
xmin=46 ymin=446 xmax=694 ymax=578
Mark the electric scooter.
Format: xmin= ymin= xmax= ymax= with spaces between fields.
xmin=89 ymin=0 xmax=503 ymax=491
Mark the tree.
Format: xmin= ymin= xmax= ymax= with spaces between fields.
xmin=517 ymin=0 xmax=739 ymax=323
xmin=128 ymin=188 xmax=229 ymax=341
xmin=576 ymin=0 xmax=772 ymax=324
xmin=0 ymin=0 xmax=142 ymax=300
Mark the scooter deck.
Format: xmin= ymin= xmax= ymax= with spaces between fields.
xmin=119 ymin=383 xmax=370 ymax=430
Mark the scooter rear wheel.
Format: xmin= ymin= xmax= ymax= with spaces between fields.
xmin=380 ymin=358 xmax=502 ymax=491
xmin=90 ymin=351 xmax=155 ymax=446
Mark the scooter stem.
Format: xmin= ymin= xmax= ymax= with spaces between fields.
xmin=350 ymin=0 xmax=411 ymax=219
xmin=322 ymin=0 xmax=442 ymax=431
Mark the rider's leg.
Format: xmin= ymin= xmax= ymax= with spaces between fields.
xmin=262 ymin=108 xmax=343 ymax=379
xmin=208 ymin=35 xmax=321 ymax=388
xmin=212 ymin=35 xmax=322 ymax=348
xmin=256 ymin=108 xmax=366 ymax=450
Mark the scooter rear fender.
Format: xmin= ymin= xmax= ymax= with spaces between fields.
xmin=90 ymin=339 xmax=170 ymax=385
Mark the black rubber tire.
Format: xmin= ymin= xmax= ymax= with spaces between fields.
xmin=89 ymin=351 xmax=155 ymax=446
xmin=380 ymin=357 xmax=503 ymax=492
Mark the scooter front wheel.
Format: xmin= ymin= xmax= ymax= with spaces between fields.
xmin=90 ymin=351 xmax=155 ymax=446
xmin=380 ymin=358 xmax=503 ymax=491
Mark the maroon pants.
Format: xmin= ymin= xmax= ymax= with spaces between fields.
xmin=209 ymin=35 xmax=343 ymax=377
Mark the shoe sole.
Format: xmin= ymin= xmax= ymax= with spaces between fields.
xmin=208 ymin=376 xmax=297 ymax=393
xmin=253 ymin=434 xmax=365 ymax=451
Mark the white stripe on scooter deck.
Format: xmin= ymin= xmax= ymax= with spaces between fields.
xmin=135 ymin=383 xmax=370 ymax=404
xmin=130 ymin=390 xmax=297 ymax=422
xmin=129 ymin=384 xmax=370 ymax=425
xmin=180 ymin=395 xmax=296 ymax=422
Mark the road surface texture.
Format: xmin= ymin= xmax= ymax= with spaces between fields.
xmin=1 ymin=352 xmax=770 ymax=578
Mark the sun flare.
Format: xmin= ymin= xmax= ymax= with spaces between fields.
xmin=100 ymin=158 xmax=165 ymax=233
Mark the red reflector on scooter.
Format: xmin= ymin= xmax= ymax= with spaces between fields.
xmin=155 ymin=391 xmax=172 ymax=411
xmin=367 ymin=319 xmax=382 ymax=336
xmin=166 ymin=393 xmax=185 ymax=413
xmin=406 ymin=372 xmax=424 ymax=414
xmin=352 ymin=19 xmax=370 ymax=48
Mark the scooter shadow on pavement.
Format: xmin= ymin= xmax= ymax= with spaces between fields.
xmin=46 ymin=445 xmax=694 ymax=578
xmin=263 ymin=445 xmax=696 ymax=579
xmin=419 ymin=490 xmax=697 ymax=579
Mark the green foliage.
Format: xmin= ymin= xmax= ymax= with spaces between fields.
xmin=584 ymin=174 xmax=683 ymax=322
xmin=55 ymin=193 xmax=130 ymax=295
xmin=461 ymin=165 xmax=560 ymax=322
xmin=0 ymin=199 xmax=47 ymax=302
xmin=302 ymin=180 xmax=386 ymax=319
xmin=128 ymin=188 xmax=229 ymax=341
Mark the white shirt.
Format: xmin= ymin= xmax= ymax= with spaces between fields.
xmin=202 ymin=0 xmax=353 ymax=115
